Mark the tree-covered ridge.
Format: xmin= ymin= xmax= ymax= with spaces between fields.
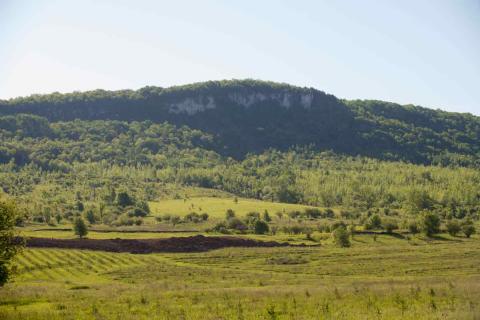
xmin=0 ymin=80 xmax=479 ymax=165
xmin=0 ymin=115 xmax=479 ymax=226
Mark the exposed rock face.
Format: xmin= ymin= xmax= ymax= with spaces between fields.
xmin=169 ymin=96 xmax=216 ymax=115
xmin=167 ymin=91 xmax=315 ymax=115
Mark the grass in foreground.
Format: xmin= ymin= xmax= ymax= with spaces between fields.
xmin=0 ymin=234 xmax=479 ymax=319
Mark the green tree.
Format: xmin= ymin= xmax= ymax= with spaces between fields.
xmin=446 ymin=220 xmax=461 ymax=236
xmin=254 ymin=220 xmax=269 ymax=234
xmin=85 ymin=210 xmax=96 ymax=224
xmin=462 ymin=220 xmax=476 ymax=238
xmin=421 ymin=212 xmax=441 ymax=237
xmin=74 ymin=217 xmax=88 ymax=239
xmin=0 ymin=200 xmax=23 ymax=286
xmin=117 ymin=191 xmax=134 ymax=207
xmin=263 ymin=210 xmax=271 ymax=222
xmin=332 ymin=226 xmax=351 ymax=247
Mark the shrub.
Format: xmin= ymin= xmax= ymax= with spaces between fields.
xmin=365 ymin=214 xmax=382 ymax=230
xmin=200 ymin=213 xmax=209 ymax=221
xmin=421 ymin=212 xmax=441 ymax=237
xmin=211 ymin=222 xmax=229 ymax=234
xmin=304 ymin=208 xmax=322 ymax=219
xmin=383 ymin=221 xmax=398 ymax=234
xmin=263 ymin=210 xmax=272 ymax=222
xmin=324 ymin=208 xmax=335 ymax=218
xmin=170 ymin=216 xmax=181 ymax=226
xmin=446 ymin=220 xmax=461 ymax=236
xmin=184 ymin=212 xmax=201 ymax=223
xmin=225 ymin=209 xmax=235 ymax=219
xmin=332 ymin=226 xmax=350 ymax=247
xmin=254 ymin=220 xmax=269 ymax=234
xmin=116 ymin=191 xmax=134 ymax=207
xmin=227 ymin=217 xmax=248 ymax=231
xmin=128 ymin=207 xmax=147 ymax=218
xmin=462 ymin=220 xmax=476 ymax=238
xmin=408 ymin=221 xmax=419 ymax=234
xmin=330 ymin=221 xmax=347 ymax=231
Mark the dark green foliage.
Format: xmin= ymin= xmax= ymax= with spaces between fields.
xmin=462 ymin=220 xmax=476 ymax=238
xmin=73 ymin=217 xmax=88 ymax=239
xmin=253 ymin=220 xmax=269 ymax=235
xmin=116 ymin=192 xmax=134 ymax=207
xmin=446 ymin=220 xmax=461 ymax=236
xmin=1 ymin=80 xmax=479 ymax=165
xmin=408 ymin=221 xmax=420 ymax=234
xmin=262 ymin=210 xmax=271 ymax=222
xmin=332 ymin=226 xmax=351 ymax=247
xmin=0 ymin=200 xmax=23 ymax=286
xmin=421 ymin=213 xmax=441 ymax=237
xmin=85 ymin=210 xmax=96 ymax=224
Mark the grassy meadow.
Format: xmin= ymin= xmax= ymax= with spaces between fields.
xmin=1 ymin=232 xmax=479 ymax=319
xmin=149 ymin=196 xmax=321 ymax=219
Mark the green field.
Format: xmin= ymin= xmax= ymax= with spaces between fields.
xmin=1 ymin=233 xmax=479 ymax=320
xmin=149 ymin=196 xmax=321 ymax=219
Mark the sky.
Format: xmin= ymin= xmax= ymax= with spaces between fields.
xmin=0 ymin=0 xmax=479 ymax=115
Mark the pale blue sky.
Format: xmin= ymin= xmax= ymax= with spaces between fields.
xmin=1 ymin=0 xmax=479 ymax=114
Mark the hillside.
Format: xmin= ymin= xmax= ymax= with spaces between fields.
xmin=1 ymin=80 xmax=479 ymax=165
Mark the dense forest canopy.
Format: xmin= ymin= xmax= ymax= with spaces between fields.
xmin=1 ymin=80 xmax=479 ymax=165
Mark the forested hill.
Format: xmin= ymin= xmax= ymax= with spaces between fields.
xmin=1 ymin=79 xmax=479 ymax=165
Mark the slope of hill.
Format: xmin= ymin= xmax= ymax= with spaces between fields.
xmin=1 ymin=80 xmax=479 ymax=165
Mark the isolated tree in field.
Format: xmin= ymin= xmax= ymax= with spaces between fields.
xmin=332 ymin=226 xmax=351 ymax=247
xmin=446 ymin=220 xmax=461 ymax=236
xmin=254 ymin=220 xmax=269 ymax=234
xmin=462 ymin=220 xmax=476 ymax=238
xmin=421 ymin=212 xmax=440 ymax=237
xmin=0 ymin=200 xmax=23 ymax=286
xmin=74 ymin=217 xmax=88 ymax=239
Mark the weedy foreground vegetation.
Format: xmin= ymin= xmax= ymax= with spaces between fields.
xmin=1 ymin=233 xmax=479 ymax=320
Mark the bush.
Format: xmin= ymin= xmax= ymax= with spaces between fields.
xmin=262 ymin=210 xmax=272 ymax=222
xmin=446 ymin=220 xmax=461 ymax=236
xmin=462 ymin=220 xmax=476 ymax=238
xmin=324 ymin=208 xmax=335 ymax=218
xmin=365 ymin=214 xmax=382 ymax=230
xmin=254 ymin=220 xmax=269 ymax=234
xmin=408 ymin=221 xmax=419 ymax=234
xmin=332 ymin=226 xmax=350 ymax=247
xmin=304 ymin=208 xmax=322 ymax=219
xmin=225 ymin=209 xmax=235 ymax=219
xmin=211 ymin=222 xmax=229 ymax=234
xmin=421 ymin=212 xmax=441 ymax=237
xmin=383 ymin=221 xmax=398 ymax=234
xmin=128 ymin=207 xmax=147 ymax=218
xmin=200 ymin=213 xmax=209 ymax=221
xmin=116 ymin=191 xmax=134 ymax=207
xmin=227 ymin=217 xmax=248 ymax=231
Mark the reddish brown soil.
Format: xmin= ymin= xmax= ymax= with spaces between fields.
xmin=24 ymin=235 xmax=291 ymax=253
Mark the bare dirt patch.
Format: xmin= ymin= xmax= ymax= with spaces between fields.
xmin=24 ymin=235 xmax=291 ymax=253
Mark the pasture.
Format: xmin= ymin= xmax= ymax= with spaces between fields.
xmin=1 ymin=233 xmax=479 ymax=319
